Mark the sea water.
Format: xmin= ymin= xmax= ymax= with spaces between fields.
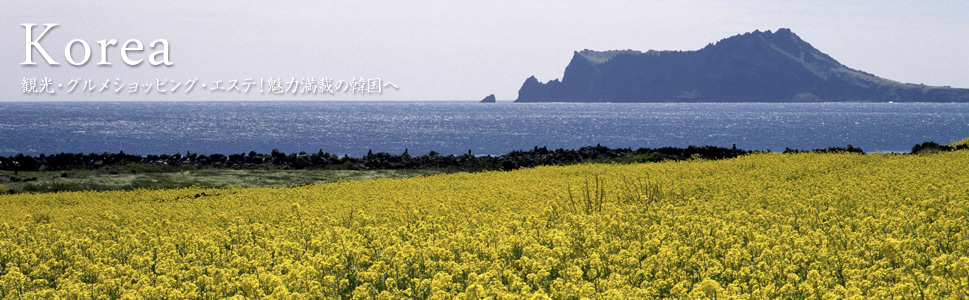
xmin=1 ymin=101 xmax=967 ymax=156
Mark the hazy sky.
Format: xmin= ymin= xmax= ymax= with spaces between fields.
xmin=2 ymin=1 xmax=967 ymax=101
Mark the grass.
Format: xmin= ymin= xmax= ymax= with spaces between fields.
xmin=0 ymin=168 xmax=441 ymax=193
xmin=589 ymin=152 xmax=675 ymax=164
xmin=0 ymin=152 xmax=695 ymax=194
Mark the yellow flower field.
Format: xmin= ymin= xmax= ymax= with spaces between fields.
xmin=1 ymin=152 xmax=968 ymax=299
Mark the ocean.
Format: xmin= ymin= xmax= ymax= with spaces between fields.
xmin=1 ymin=101 xmax=968 ymax=156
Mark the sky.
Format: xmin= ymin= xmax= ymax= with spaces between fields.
xmin=2 ymin=0 xmax=968 ymax=101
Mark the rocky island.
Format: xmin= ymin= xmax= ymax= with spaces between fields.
xmin=515 ymin=28 xmax=969 ymax=102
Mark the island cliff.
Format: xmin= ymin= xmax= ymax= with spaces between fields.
xmin=515 ymin=29 xmax=969 ymax=102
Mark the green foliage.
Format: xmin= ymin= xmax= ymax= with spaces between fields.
xmin=3 ymin=169 xmax=440 ymax=194
xmin=951 ymin=137 xmax=969 ymax=148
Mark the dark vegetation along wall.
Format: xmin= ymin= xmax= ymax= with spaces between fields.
xmin=2 ymin=140 xmax=961 ymax=174
xmin=0 ymin=144 xmax=879 ymax=174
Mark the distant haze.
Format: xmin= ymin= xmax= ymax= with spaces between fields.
xmin=2 ymin=1 xmax=968 ymax=101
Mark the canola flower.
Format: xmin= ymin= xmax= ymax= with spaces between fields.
xmin=0 ymin=151 xmax=968 ymax=299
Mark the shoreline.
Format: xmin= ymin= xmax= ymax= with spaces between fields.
xmin=5 ymin=140 xmax=966 ymax=173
